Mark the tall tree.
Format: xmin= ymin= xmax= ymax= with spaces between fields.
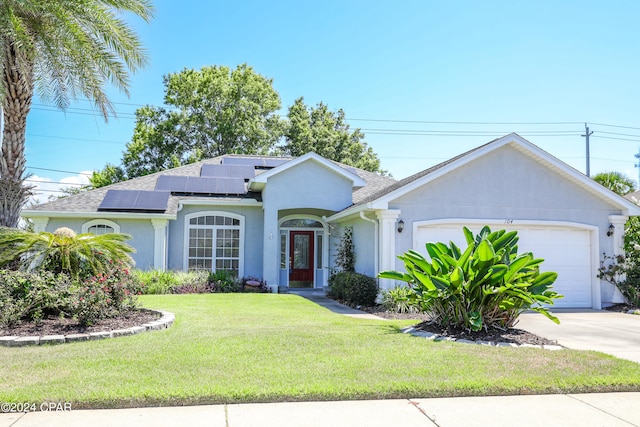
xmin=593 ymin=171 xmax=637 ymax=196
xmin=0 ymin=0 xmax=153 ymax=226
xmin=281 ymin=97 xmax=384 ymax=174
xmin=93 ymin=64 xmax=285 ymax=184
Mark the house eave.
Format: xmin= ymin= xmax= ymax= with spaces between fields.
xmin=21 ymin=210 xmax=177 ymax=220
xmin=177 ymin=198 xmax=263 ymax=208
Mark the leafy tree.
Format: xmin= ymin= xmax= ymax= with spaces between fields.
xmin=0 ymin=0 xmax=154 ymax=226
xmin=89 ymin=163 xmax=127 ymax=189
xmin=281 ymin=97 xmax=385 ymax=174
xmin=0 ymin=226 xmax=135 ymax=278
xmin=593 ymin=171 xmax=637 ymax=196
xmin=91 ymin=63 xmax=285 ymax=186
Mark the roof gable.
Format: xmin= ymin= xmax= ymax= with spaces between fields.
xmin=337 ymin=133 xmax=640 ymax=217
xmin=248 ymin=152 xmax=367 ymax=191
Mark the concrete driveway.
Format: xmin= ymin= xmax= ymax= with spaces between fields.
xmin=517 ymin=310 xmax=640 ymax=363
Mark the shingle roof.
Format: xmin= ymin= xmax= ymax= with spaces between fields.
xmin=24 ymin=154 xmax=397 ymax=216
xmin=349 ymin=139 xmax=497 ymax=208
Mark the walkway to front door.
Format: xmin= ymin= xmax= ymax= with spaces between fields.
xmin=289 ymin=230 xmax=314 ymax=288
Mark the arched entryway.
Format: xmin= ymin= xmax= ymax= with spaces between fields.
xmin=278 ymin=216 xmax=328 ymax=290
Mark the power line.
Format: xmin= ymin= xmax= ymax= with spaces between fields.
xmin=27 ymin=166 xmax=93 ymax=176
xmin=589 ymin=122 xmax=640 ymax=131
xmin=25 ymin=178 xmax=85 ymax=186
xmin=591 ymin=135 xmax=640 ymax=142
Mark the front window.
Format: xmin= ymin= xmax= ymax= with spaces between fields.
xmin=87 ymin=224 xmax=115 ymax=235
xmin=82 ymin=219 xmax=120 ymax=234
xmin=186 ymin=214 xmax=242 ymax=276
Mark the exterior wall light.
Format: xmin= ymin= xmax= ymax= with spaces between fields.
xmin=397 ymin=219 xmax=405 ymax=233
xmin=607 ymin=223 xmax=615 ymax=237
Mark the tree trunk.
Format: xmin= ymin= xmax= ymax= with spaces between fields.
xmin=1 ymin=41 xmax=34 ymax=227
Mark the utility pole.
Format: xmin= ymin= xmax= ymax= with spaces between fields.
xmin=581 ymin=123 xmax=593 ymax=177
xmin=634 ymin=147 xmax=640 ymax=187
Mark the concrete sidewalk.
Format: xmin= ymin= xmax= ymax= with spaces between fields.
xmin=2 ymin=393 xmax=639 ymax=426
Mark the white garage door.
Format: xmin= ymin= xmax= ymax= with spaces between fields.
xmin=414 ymin=223 xmax=593 ymax=308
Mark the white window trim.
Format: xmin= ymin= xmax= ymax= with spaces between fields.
xmin=183 ymin=211 xmax=245 ymax=277
xmin=82 ymin=219 xmax=120 ymax=234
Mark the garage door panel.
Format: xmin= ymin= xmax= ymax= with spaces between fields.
xmin=415 ymin=223 xmax=593 ymax=308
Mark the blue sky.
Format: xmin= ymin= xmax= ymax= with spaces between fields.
xmin=24 ymin=0 xmax=640 ymax=202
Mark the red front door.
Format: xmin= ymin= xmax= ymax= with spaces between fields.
xmin=289 ymin=231 xmax=314 ymax=287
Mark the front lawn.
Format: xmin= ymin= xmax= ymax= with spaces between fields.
xmin=1 ymin=294 xmax=639 ymax=408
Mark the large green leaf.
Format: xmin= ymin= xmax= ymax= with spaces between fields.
xmin=476 ymin=239 xmax=495 ymax=262
xmin=403 ymin=250 xmax=433 ymax=274
xmin=489 ymin=264 xmax=508 ymax=284
xmin=504 ymin=253 xmax=533 ymax=282
xmin=430 ymin=275 xmax=451 ymax=291
xmin=463 ymin=227 xmax=475 ymax=246
xmin=532 ymin=271 xmax=558 ymax=288
xmin=491 ymin=230 xmax=518 ymax=252
xmin=378 ymin=270 xmax=411 ymax=282
xmin=450 ymin=266 xmax=464 ymax=286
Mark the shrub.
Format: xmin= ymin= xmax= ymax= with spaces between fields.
xmin=328 ymin=272 xmax=378 ymax=307
xmin=334 ymin=226 xmax=355 ymax=273
xmin=72 ymin=261 xmax=142 ymax=325
xmin=598 ymin=217 xmax=640 ymax=307
xmin=135 ymin=269 xmax=244 ymax=294
xmin=598 ymin=254 xmax=640 ymax=307
xmin=209 ymin=270 xmax=241 ymax=293
xmin=0 ymin=262 xmax=143 ymax=328
xmin=379 ymin=226 xmax=562 ymax=331
xmin=381 ymin=286 xmax=420 ymax=313
xmin=135 ymin=270 xmax=180 ymax=294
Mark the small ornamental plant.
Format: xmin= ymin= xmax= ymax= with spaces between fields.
xmin=0 ymin=227 xmax=135 ymax=277
xmin=379 ymin=226 xmax=563 ymax=331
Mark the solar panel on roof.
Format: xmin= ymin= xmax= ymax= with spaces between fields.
xmin=213 ymin=177 xmax=246 ymax=194
xmin=200 ymin=164 xmax=255 ymax=179
xmin=184 ymin=177 xmax=217 ymax=193
xmin=156 ymin=175 xmax=246 ymax=195
xmin=98 ymin=190 xmax=170 ymax=212
xmin=222 ymin=157 xmax=289 ymax=168
xmin=155 ymin=175 xmax=189 ymax=192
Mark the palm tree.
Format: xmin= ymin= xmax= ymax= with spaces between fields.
xmin=0 ymin=0 xmax=154 ymax=227
xmin=0 ymin=226 xmax=135 ymax=277
xmin=593 ymin=171 xmax=637 ymax=196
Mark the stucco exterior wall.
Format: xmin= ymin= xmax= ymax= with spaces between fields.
xmin=328 ymin=218 xmax=377 ymax=279
xmin=387 ymin=145 xmax=625 ymax=304
xmin=262 ymin=161 xmax=354 ymax=212
xmin=261 ymin=160 xmax=355 ymax=288
xmin=44 ymin=217 xmax=156 ymax=270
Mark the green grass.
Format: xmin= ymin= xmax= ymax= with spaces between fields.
xmin=1 ymin=294 xmax=639 ymax=408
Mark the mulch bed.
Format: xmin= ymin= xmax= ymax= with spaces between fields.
xmin=413 ymin=321 xmax=558 ymax=346
xmin=0 ymin=310 xmax=160 ymax=337
xmin=361 ymin=305 xmax=557 ymax=346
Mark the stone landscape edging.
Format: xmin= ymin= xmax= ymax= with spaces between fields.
xmin=401 ymin=326 xmax=564 ymax=350
xmin=0 ymin=310 xmax=174 ymax=347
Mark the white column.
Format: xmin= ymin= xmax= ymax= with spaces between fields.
xmin=151 ymin=219 xmax=168 ymax=271
xmin=31 ymin=217 xmax=49 ymax=232
xmin=262 ymin=207 xmax=279 ymax=293
xmin=609 ymin=214 xmax=628 ymax=304
xmin=376 ymin=209 xmax=401 ymax=291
